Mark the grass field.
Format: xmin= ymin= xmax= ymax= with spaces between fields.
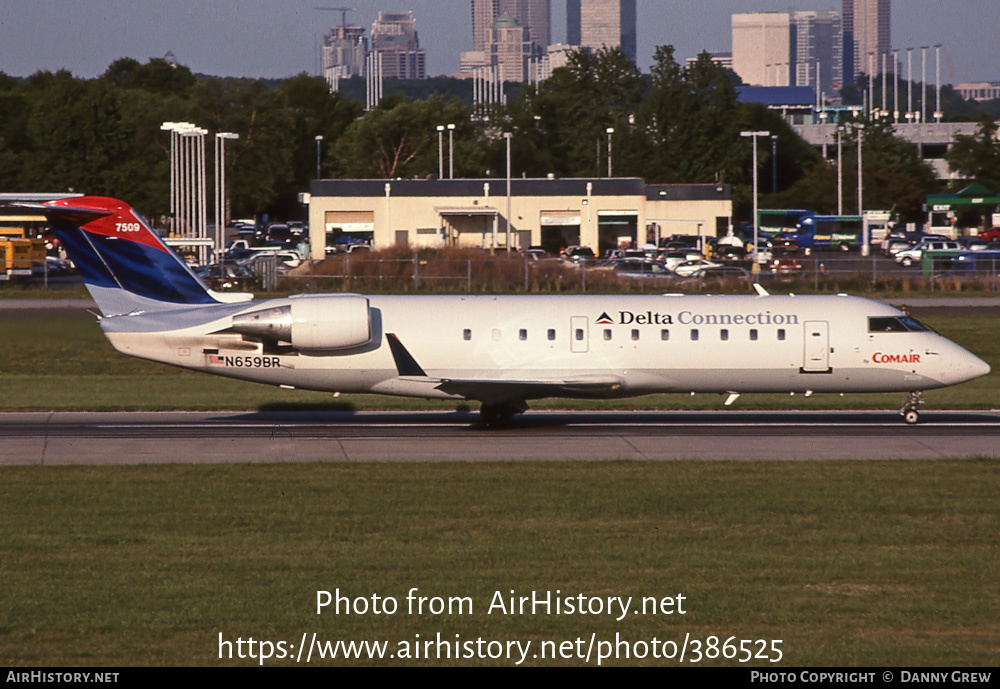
xmin=0 ymin=311 xmax=996 ymax=412
xmin=1 ymin=461 xmax=997 ymax=666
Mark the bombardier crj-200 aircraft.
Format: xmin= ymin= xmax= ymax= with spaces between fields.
xmin=26 ymin=196 xmax=990 ymax=425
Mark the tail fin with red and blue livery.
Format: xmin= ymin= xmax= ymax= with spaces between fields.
xmin=37 ymin=196 xmax=250 ymax=316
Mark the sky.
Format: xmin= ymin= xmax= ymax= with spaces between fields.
xmin=1 ymin=0 xmax=998 ymax=84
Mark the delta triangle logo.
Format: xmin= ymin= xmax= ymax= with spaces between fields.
xmin=596 ymin=311 xmax=614 ymax=325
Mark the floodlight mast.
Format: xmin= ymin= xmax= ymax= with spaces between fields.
xmin=740 ymin=130 xmax=770 ymax=265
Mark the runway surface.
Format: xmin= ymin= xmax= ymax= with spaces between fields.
xmin=2 ymin=409 xmax=999 ymax=464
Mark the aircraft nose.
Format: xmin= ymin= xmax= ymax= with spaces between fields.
xmin=969 ymin=354 xmax=991 ymax=380
xmin=942 ymin=345 xmax=990 ymax=385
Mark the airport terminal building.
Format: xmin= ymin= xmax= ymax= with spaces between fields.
xmin=307 ymin=178 xmax=732 ymax=258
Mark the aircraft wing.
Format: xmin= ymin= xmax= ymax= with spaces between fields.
xmin=386 ymin=334 xmax=623 ymax=402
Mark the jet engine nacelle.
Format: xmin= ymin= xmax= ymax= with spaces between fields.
xmin=231 ymin=295 xmax=372 ymax=350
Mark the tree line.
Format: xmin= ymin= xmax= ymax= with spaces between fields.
xmin=1 ymin=50 xmax=998 ymax=224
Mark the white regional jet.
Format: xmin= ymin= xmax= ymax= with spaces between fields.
xmin=27 ymin=196 xmax=990 ymax=425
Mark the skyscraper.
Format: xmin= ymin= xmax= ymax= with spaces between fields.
xmin=732 ymin=11 xmax=843 ymax=96
xmin=371 ymin=11 xmax=426 ymax=80
xmin=794 ymin=11 xmax=842 ymax=97
xmin=567 ymin=0 xmax=636 ymax=63
xmin=472 ymin=1 xmax=550 ymax=55
xmin=466 ymin=0 xmax=550 ymax=81
xmin=501 ymin=0 xmax=551 ymax=51
xmin=843 ymin=0 xmax=891 ymax=84
xmin=321 ymin=25 xmax=367 ymax=87
xmin=491 ymin=12 xmax=533 ymax=83
xmin=732 ymin=12 xmax=793 ymax=87
xmin=471 ymin=0 xmax=498 ymax=52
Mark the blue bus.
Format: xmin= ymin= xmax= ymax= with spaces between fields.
xmin=757 ymin=210 xmax=862 ymax=251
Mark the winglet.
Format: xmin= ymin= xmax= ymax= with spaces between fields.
xmin=753 ymin=283 xmax=770 ymax=297
xmin=386 ymin=333 xmax=427 ymax=377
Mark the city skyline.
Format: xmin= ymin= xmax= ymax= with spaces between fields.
xmin=1 ymin=0 xmax=998 ymax=84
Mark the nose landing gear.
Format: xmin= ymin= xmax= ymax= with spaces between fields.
xmin=900 ymin=391 xmax=924 ymax=424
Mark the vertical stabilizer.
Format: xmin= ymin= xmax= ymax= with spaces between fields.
xmin=40 ymin=196 xmax=241 ymax=316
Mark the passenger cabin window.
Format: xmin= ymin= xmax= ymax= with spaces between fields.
xmin=720 ymin=329 xmax=729 ymax=341
xmin=750 ymin=329 xmax=758 ymax=341
xmin=575 ymin=329 xmax=584 ymax=341
xmin=868 ymin=316 xmax=930 ymax=333
xmin=463 ymin=329 xmax=472 ymax=341
xmin=631 ymin=329 xmax=640 ymax=341
xmin=777 ymin=329 xmax=786 ymax=341
xmin=519 ymin=329 xmax=527 ymax=341
xmin=661 ymin=329 xmax=670 ymax=341
xmin=603 ymin=329 xmax=612 ymax=341
xmin=547 ymin=329 xmax=556 ymax=341
xmin=691 ymin=329 xmax=699 ymax=341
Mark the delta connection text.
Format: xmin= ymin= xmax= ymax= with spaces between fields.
xmin=315 ymin=588 xmax=686 ymax=620
xmin=611 ymin=309 xmax=800 ymax=326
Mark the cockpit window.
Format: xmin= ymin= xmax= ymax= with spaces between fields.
xmin=898 ymin=316 xmax=930 ymax=332
xmin=868 ymin=316 xmax=931 ymax=333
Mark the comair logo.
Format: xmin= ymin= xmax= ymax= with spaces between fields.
xmin=600 ymin=311 xmax=674 ymax=325
xmin=873 ymin=351 xmax=921 ymax=364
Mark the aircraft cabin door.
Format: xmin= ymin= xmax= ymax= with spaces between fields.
xmin=571 ymin=316 xmax=589 ymax=353
xmin=802 ymin=321 xmax=830 ymax=372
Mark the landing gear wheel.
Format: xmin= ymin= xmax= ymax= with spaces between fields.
xmin=479 ymin=401 xmax=528 ymax=428
xmin=900 ymin=391 xmax=924 ymax=425
xmin=480 ymin=403 xmax=516 ymax=428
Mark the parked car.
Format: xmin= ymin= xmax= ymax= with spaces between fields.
xmin=610 ymin=259 xmax=673 ymax=279
xmin=881 ymin=238 xmax=912 ymax=257
xmin=661 ymin=249 xmax=703 ymax=272
xmin=895 ymin=240 xmax=961 ymax=267
xmin=561 ymin=245 xmax=596 ymax=263
xmin=713 ymin=244 xmax=747 ymax=264
xmin=672 ymin=259 xmax=724 ymax=277
xmin=770 ymin=256 xmax=803 ymax=275
xmin=675 ymin=266 xmax=751 ymax=281
xmin=979 ymin=227 xmax=1000 ymax=243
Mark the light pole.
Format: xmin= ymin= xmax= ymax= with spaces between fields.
xmin=934 ymin=44 xmax=943 ymax=122
xmin=855 ymin=124 xmax=866 ymax=256
xmin=921 ymin=46 xmax=928 ymax=128
xmin=315 ymin=135 xmax=323 ymax=179
xmin=162 ymin=122 xmax=204 ymax=260
xmin=907 ymin=48 xmax=914 ymax=124
xmin=447 ymin=123 xmax=456 ymax=179
xmin=837 ymin=126 xmax=843 ymax=216
xmin=771 ymin=135 xmax=778 ymax=194
xmin=741 ymin=130 xmax=770 ymax=265
xmin=160 ymin=122 xmax=181 ymax=237
xmin=504 ymin=132 xmax=512 ymax=252
xmin=893 ymin=49 xmax=900 ymax=123
xmin=606 ymin=127 xmax=614 ymax=177
xmin=215 ymin=132 xmax=239 ymax=263
xmin=436 ymin=125 xmax=444 ymax=179
xmin=855 ymin=123 xmax=864 ymax=207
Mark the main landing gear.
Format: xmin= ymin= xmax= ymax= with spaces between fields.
xmin=900 ymin=391 xmax=924 ymax=425
xmin=480 ymin=402 xmax=526 ymax=428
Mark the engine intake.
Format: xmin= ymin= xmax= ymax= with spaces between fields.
xmin=231 ymin=295 xmax=371 ymax=350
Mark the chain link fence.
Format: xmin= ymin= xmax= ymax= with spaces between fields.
xmin=267 ymin=251 xmax=1000 ymax=295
